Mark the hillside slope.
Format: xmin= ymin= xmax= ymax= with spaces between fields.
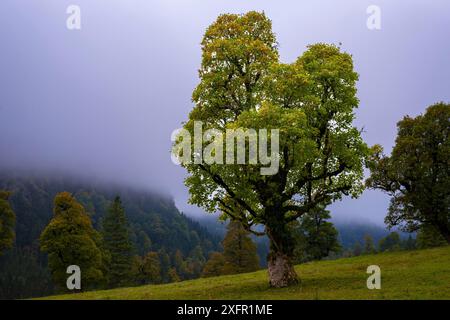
xmin=44 ymin=246 xmax=450 ymax=300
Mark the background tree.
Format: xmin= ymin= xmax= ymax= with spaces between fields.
xmin=130 ymin=252 xmax=162 ymax=285
xmin=363 ymin=234 xmax=376 ymax=254
xmin=40 ymin=192 xmax=104 ymax=290
xmin=416 ymin=225 xmax=447 ymax=249
xmin=367 ymin=103 xmax=450 ymax=243
xmin=202 ymin=251 xmax=226 ymax=277
xmin=141 ymin=252 xmax=162 ymax=284
xmin=168 ymin=267 xmax=181 ymax=282
xmin=378 ymin=232 xmax=401 ymax=252
xmin=158 ymin=248 xmax=171 ymax=281
xmin=221 ymin=221 xmax=259 ymax=274
xmin=101 ymin=196 xmax=134 ymax=288
xmin=292 ymin=204 xmax=341 ymax=262
xmin=136 ymin=230 xmax=152 ymax=256
xmin=0 ymin=191 xmax=15 ymax=256
xmin=352 ymin=241 xmax=362 ymax=256
xmin=176 ymin=11 xmax=369 ymax=286
xmin=402 ymin=235 xmax=417 ymax=250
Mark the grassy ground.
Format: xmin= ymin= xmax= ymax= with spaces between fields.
xmin=42 ymin=246 xmax=450 ymax=300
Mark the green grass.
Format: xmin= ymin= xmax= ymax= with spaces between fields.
xmin=41 ymin=246 xmax=450 ymax=300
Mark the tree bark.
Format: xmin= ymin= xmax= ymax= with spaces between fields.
xmin=266 ymin=224 xmax=299 ymax=287
xmin=267 ymin=251 xmax=298 ymax=287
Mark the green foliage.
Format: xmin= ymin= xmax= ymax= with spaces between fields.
xmin=0 ymin=247 xmax=52 ymax=299
xmin=0 ymin=174 xmax=220 ymax=298
xmin=202 ymin=222 xmax=259 ymax=277
xmin=367 ymin=103 xmax=450 ymax=243
xmin=402 ymin=235 xmax=417 ymax=250
xmin=222 ymin=222 xmax=260 ymax=274
xmin=40 ymin=192 xmax=105 ymax=291
xmin=141 ymin=252 xmax=162 ymax=284
xmin=291 ymin=205 xmax=341 ymax=262
xmin=0 ymin=190 xmax=15 ymax=256
xmin=378 ymin=232 xmax=401 ymax=252
xmin=363 ymin=234 xmax=376 ymax=254
xmin=352 ymin=241 xmax=362 ymax=256
xmin=176 ymin=12 xmax=369 ymax=284
xmin=130 ymin=252 xmax=162 ymax=285
xmin=202 ymin=251 xmax=226 ymax=278
xmin=101 ymin=196 xmax=134 ymax=288
xmin=416 ymin=225 xmax=447 ymax=249
xmin=168 ymin=267 xmax=181 ymax=282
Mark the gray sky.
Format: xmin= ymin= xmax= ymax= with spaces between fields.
xmin=0 ymin=0 xmax=449 ymax=225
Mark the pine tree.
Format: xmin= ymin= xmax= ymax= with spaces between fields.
xmin=378 ymin=232 xmax=401 ymax=252
xmin=403 ymin=235 xmax=417 ymax=250
xmin=40 ymin=192 xmax=104 ymax=290
xmin=292 ymin=205 xmax=341 ymax=262
xmin=101 ymin=196 xmax=133 ymax=288
xmin=363 ymin=234 xmax=376 ymax=254
xmin=0 ymin=191 xmax=15 ymax=256
xmin=222 ymin=221 xmax=259 ymax=275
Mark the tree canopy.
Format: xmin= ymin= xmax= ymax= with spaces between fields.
xmin=367 ymin=102 xmax=450 ymax=243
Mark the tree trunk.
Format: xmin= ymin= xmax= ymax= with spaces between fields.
xmin=266 ymin=224 xmax=299 ymax=288
xmin=267 ymin=251 xmax=298 ymax=287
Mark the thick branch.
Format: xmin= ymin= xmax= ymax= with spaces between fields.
xmin=199 ymin=164 xmax=258 ymax=219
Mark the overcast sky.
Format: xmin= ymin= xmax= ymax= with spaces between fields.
xmin=0 ymin=0 xmax=449 ymax=225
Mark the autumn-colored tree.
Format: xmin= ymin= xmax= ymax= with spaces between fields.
xmin=168 ymin=267 xmax=181 ymax=282
xmin=40 ymin=192 xmax=105 ymax=290
xmin=101 ymin=196 xmax=134 ymax=288
xmin=175 ymin=11 xmax=369 ymax=287
xmin=130 ymin=252 xmax=162 ymax=285
xmin=202 ymin=251 xmax=226 ymax=278
xmin=222 ymin=221 xmax=259 ymax=274
xmin=0 ymin=191 xmax=15 ymax=256
xmin=141 ymin=252 xmax=162 ymax=284
xmin=367 ymin=103 xmax=450 ymax=243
